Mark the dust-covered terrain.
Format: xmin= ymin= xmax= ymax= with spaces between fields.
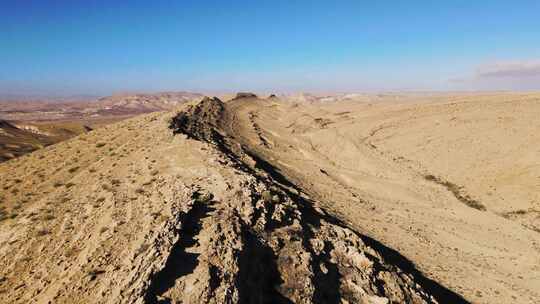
xmin=0 ymin=93 xmax=539 ymax=303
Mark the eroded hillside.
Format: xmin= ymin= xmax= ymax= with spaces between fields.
xmin=0 ymin=97 xmax=467 ymax=303
xmin=1 ymin=93 xmax=539 ymax=304
xmin=217 ymin=93 xmax=540 ymax=304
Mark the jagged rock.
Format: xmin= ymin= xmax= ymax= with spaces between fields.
xmin=233 ymin=92 xmax=258 ymax=100
xmin=157 ymin=98 xmax=454 ymax=303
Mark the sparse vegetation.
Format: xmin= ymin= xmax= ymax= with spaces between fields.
xmin=35 ymin=229 xmax=50 ymax=237
xmin=0 ymin=207 xmax=8 ymax=221
xmin=87 ymin=269 xmax=105 ymax=280
xmin=424 ymin=174 xmax=486 ymax=211
xmin=53 ymin=181 xmax=64 ymax=188
xmin=43 ymin=214 xmax=55 ymax=221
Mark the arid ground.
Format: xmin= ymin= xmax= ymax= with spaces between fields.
xmin=0 ymin=92 xmax=538 ymax=303
xmin=0 ymin=92 xmax=202 ymax=161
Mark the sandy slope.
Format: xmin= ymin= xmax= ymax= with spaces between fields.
xmin=0 ymin=93 xmax=538 ymax=303
xmin=229 ymin=93 xmax=540 ymax=304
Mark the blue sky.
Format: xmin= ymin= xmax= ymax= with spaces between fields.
xmin=1 ymin=0 xmax=539 ymax=95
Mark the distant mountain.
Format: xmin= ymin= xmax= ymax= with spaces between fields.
xmin=0 ymin=91 xmax=204 ymax=120
xmin=0 ymin=94 xmax=101 ymax=103
xmin=283 ymin=92 xmax=367 ymax=103
xmin=0 ymin=91 xmax=205 ymax=161
xmin=93 ymin=91 xmax=204 ymax=114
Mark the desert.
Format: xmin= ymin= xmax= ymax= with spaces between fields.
xmin=1 ymin=92 xmax=539 ymax=303
xmin=2 ymin=1 xmax=540 ymax=303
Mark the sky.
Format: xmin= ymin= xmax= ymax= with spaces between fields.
xmin=1 ymin=0 xmax=540 ymax=96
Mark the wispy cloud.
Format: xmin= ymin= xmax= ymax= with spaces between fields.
xmin=476 ymin=60 xmax=540 ymax=78
xmin=447 ymin=59 xmax=540 ymax=91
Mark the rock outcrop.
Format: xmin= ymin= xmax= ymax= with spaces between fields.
xmin=155 ymin=97 xmax=465 ymax=303
xmin=232 ymin=92 xmax=258 ymax=100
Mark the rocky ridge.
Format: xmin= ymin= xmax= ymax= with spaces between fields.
xmin=0 ymin=96 xmax=469 ymax=304
xmin=154 ymin=96 xmax=466 ymax=303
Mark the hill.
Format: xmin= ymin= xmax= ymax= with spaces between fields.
xmin=0 ymin=91 xmax=204 ymax=121
xmin=0 ymin=92 xmax=204 ymax=162
xmin=0 ymin=96 xmax=465 ymax=304
xmin=1 ymin=92 xmax=539 ymax=303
